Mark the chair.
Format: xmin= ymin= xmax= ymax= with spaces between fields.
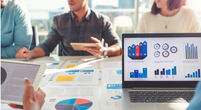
xmin=30 ymin=26 xmax=39 ymax=50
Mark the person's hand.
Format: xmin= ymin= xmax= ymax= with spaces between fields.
xmin=9 ymin=78 xmax=46 ymax=110
xmin=83 ymin=37 xmax=104 ymax=56
xmin=16 ymin=47 xmax=32 ymax=58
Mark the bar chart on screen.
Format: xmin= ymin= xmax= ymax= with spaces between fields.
xmin=128 ymin=41 xmax=147 ymax=60
xmin=130 ymin=68 xmax=147 ymax=78
xmin=185 ymin=43 xmax=198 ymax=59
xmin=185 ymin=69 xmax=200 ymax=78
xmin=154 ymin=66 xmax=177 ymax=78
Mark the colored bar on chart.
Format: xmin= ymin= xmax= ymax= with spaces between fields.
xmin=139 ymin=43 xmax=143 ymax=57
xmin=198 ymin=69 xmax=200 ymax=78
xmin=138 ymin=73 xmax=143 ymax=78
xmin=132 ymin=44 xmax=136 ymax=57
xmin=130 ymin=72 xmax=135 ymax=78
xmin=196 ymin=71 xmax=198 ymax=78
xmin=134 ymin=70 xmax=139 ymax=78
xmin=143 ymin=68 xmax=147 ymax=78
xmin=172 ymin=66 xmax=177 ymax=75
xmin=135 ymin=45 xmax=140 ymax=57
xmin=162 ymin=68 xmax=165 ymax=75
xmin=155 ymin=70 xmax=159 ymax=75
xmin=143 ymin=41 xmax=147 ymax=57
xmin=128 ymin=46 xmax=132 ymax=57
xmin=160 ymin=71 xmax=164 ymax=75
xmin=193 ymin=72 xmax=195 ymax=78
xmin=166 ymin=69 xmax=171 ymax=75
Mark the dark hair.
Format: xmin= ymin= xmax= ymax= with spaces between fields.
xmin=151 ymin=0 xmax=184 ymax=15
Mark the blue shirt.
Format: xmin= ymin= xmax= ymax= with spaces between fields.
xmin=1 ymin=0 xmax=32 ymax=58
xmin=187 ymin=81 xmax=201 ymax=110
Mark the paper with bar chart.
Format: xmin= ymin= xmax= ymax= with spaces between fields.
xmin=124 ymin=37 xmax=201 ymax=81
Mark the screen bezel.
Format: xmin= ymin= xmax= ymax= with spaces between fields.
xmin=122 ymin=33 xmax=201 ymax=88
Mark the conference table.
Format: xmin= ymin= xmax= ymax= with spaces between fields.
xmin=2 ymin=56 xmax=123 ymax=110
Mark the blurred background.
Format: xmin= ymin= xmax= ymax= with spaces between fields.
xmin=19 ymin=0 xmax=201 ymax=55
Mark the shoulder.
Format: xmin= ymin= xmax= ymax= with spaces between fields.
xmin=6 ymin=0 xmax=30 ymax=22
xmin=90 ymin=9 xmax=111 ymax=23
xmin=53 ymin=11 xmax=71 ymax=21
xmin=53 ymin=11 xmax=71 ymax=27
xmin=140 ymin=12 xmax=155 ymax=21
xmin=53 ymin=12 xmax=71 ymax=22
xmin=180 ymin=7 xmax=196 ymax=16
xmin=8 ymin=0 xmax=27 ymax=11
xmin=142 ymin=12 xmax=154 ymax=17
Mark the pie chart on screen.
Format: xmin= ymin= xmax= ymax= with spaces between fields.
xmin=1 ymin=67 xmax=7 ymax=85
xmin=55 ymin=98 xmax=93 ymax=110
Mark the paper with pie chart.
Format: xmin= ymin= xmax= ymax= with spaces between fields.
xmin=55 ymin=98 xmax=93 ymax=110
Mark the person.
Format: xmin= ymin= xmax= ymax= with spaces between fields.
xmin=186 ymin=81 xmax=201 ymax=110
xmin=8 ymin=78 xmax=46 ymax=110
xmin=16 ymin=0 xmax=121 ymax=58
xmin=1 ymin=0 xmax=33 ymax=58
xmin=136 ymin=0 xmax=200 ymax=33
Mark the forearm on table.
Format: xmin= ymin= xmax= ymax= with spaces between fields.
xmin=30 ymin=47 xmax=46 ymax=58
xmin=107 ymin=44 xmax=122 ymax=57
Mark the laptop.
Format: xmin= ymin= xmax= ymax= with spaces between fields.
xmin=1 ymin=60 xmax=46 ymax=105
xmin=122 ymin=33 xmax=201 ymax=110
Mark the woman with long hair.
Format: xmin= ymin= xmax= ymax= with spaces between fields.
xmin=137 ymin=0 xmax=200 ymax=33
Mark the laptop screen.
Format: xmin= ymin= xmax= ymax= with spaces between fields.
xmin=123 ymin=34 xmax=201 ymax=85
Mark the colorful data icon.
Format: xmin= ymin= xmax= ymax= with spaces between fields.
xmin=128 ymin=41 xmax=147 ymax=60
xmin=154 ymin=43 xmax=160 ymax=50
xmin=154 ymin=51 xmax=160 ymax=57
xmin=162 ymin=51 xmax=170 ymax=57
xmin=170 ymin=46 xmax=178 ymax=53
xmin=162 ymin=43 xmax=169 ymax=50
xmin=111 ymin=95 xmax=122 ymax=100
xmin=55 ymin=98 xmax=93 ymax=110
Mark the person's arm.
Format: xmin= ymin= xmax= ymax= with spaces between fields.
xmin=16 ymin=47 xmax=45 ymax=58
xmin=9 ymin=78 xmax=46 ymax=110
xmin=16 ymin=16 xmax=62 ymax=58
xmin=84 ymin=37 xmax=121 ymax=57
xmin=85 ymin=16 xmax=121 ymax=57
xmin=1 ymin=1 xmax=32 ymax=58
xmin=186 ymin=81 xmax=201 ymax=110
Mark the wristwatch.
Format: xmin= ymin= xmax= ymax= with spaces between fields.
xmin=103 ymin=47 xmax=108 ymax=57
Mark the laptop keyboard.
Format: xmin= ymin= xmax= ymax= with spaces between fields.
xmin=129 ymin=91 xmax=194 ymax=103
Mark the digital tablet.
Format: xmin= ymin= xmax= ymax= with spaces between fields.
xmin=1 ymin=60 xmax=46 ymax=105
xmin=70 ymin=43 xmax=97 ymax=50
